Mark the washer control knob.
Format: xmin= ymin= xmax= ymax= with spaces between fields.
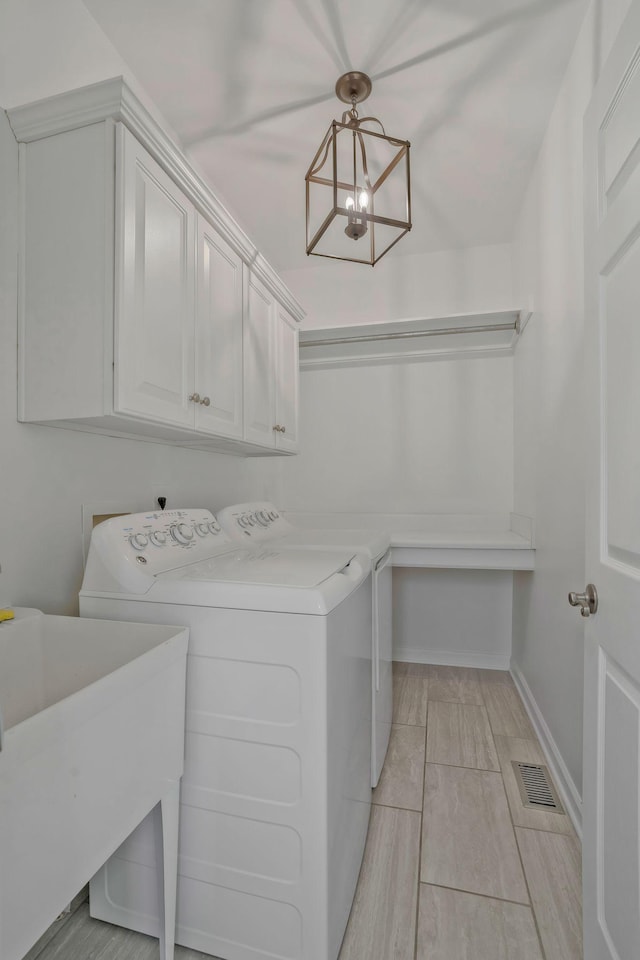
xmin=208 ymin=520 xmax=220 ymax=535
xmin=129 ymin=533 xmax=148 ymax=550
xmin=247 ymin=514 xmax=257 ymax=526
xmin=269 ymin=511 xmax=279 ymax=520
xmin=195 ymin=522 xmax=210 ymax=537
xmin=149 ymin=531 xmax=167 ymax=547
xmin=170 ymin=522 xmax=194 ymax=544
xmin=238 ymin=516 xmax=251 ymax=529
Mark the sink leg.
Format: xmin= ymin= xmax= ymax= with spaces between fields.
xmin=156 ymin=781 xmax=180 ymax=960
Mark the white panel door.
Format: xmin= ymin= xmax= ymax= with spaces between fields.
xmin=115 ymin=126 xmax=195 ymax=426
xmin=243 ymin=273 xmax=275 ymax=448
xmin=195 ymin=217 xmax=243 ymax=438
xmin=274 ymin=306 xmax=299 ymax=453
xmin=583 ymin=3 xmax=640 ymax=958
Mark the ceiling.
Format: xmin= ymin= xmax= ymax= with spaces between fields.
xmin=83 ymin=0 xmax=589 ymax=273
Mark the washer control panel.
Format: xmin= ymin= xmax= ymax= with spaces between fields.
xmin=83 ymin=509 xmax=238 ymax=594
xmin=117 ymin=510 xmax=224 ymax=551
xmin=216 ymin=501 xmax=293 ymax=542
xmin=93 ymin=508 xmax=232 ymax=571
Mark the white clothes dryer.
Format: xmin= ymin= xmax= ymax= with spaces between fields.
xmin=216 ymin=502 xmax=392 ymax=786
xmin=79 ymin=509 xmax=372 ymax=960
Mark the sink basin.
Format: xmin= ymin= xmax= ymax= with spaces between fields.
xmin=0 ymin=608 xmax=188 ymax=960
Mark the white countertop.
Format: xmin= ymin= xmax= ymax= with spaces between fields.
xmin=283 ymin=512 xmax=535 ymax=570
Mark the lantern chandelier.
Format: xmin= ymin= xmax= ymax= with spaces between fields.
xmin=305 ymin=71 xmax=412 ymax=266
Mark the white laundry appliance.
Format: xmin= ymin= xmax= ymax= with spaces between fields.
xmin=79 ymin=509 xmax=372 ymax=960
xmin=216 ymin=502 xmax=392 ymax=786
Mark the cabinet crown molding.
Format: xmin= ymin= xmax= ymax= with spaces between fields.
xmin=7 ymin=76 xmax=304 ymax=323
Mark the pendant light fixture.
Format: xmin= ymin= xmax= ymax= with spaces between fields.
xmin=305 ymin=71 xmax=411 ymax=266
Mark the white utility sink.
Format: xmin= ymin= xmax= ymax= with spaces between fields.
xmin=0 ymin=608 xmax=188 ymax=960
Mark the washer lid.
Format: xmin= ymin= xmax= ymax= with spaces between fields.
xmin=157 ymin=547 xmax=357 ymax=588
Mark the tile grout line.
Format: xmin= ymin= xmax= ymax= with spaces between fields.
xmin=513 ymin=827 xmax=550 ymax=960
xmin=515 ymin=822 xmax=575 ymax=837
xmin=480 ymin=677 xmax=550 ymax=960
xmin=412 ymin=682 xmax=431 ymax=960
xmin=418 ymin=879 xmax=534 ymax=909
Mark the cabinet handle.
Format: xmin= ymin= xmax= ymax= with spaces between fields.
xmin=201 ymin=396 xmax=211 ymax=406
xmin=280 ymin=425 xmax=286 ymax=434
xmin=188 ymin=393 xmax=201 ymax=403
xmin=273 ymin=424 xmax=281 ymax=432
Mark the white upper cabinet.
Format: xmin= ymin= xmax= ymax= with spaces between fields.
xmin=115 ymin=127 xmax=196 ymax=427
xmin=243 ymin=273 xmax=299 ymax=453
xmin=11 ymin=79 xmax=303 ymax=456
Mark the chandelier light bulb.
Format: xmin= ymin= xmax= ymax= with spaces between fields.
xmin=345 ymin=196 xmax=355 ymax=209
xmin=359 ymin=191 xmax=368 ymax=209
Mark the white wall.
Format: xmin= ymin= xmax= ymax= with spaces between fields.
xmin=282 ymin=243 xmax=514 ymax=329
xmin=0 ymin=0 xmax=164 ymax=121
xmin=511 ymin=0 xmax=632 ymax=804
xmin=394 ymin=569 xmax=513 ymax=669
xmin=249 ymin=245 xmax=515 ymax=667
xmin=249 ymin=355 xmax=514 ymax=516
xmin=0 ymin=60 xmax=248 ymax=616
xmin=251 ymin=242 xmax=515 ymax=514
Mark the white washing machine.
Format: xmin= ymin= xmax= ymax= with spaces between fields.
xmin=216 ymin=502 xmax=392 ymax=786
xmin=79 ymin=509 xmax=372 ymax=960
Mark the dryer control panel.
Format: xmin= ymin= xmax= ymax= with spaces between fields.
xmin=83 ymin=509 xmax=235 ymax=593
xmin=216 ymin=501 xmax=293 ymax=542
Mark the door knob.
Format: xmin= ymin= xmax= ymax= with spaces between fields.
xmin=568 ymin=583 xmax=598 ymax=617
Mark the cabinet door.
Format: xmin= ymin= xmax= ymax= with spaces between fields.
xmin=275 ymin=306 xmax=299 ymax=452
xmin=195 ymin=217 xmax=243 ymax=438
xmin=114 ymin=126 xmax=195 ymax=426
xmin=243 ymin=273 xmax=276 ymax=447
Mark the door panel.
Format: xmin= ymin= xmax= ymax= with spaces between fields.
xmin=583 ymin=4 xmax=640 ymax=957
xmin=600 ymin=657 xmax=640 ymax=959
xmin=115 ymin=126 xmax=194 ymax=426
xmin=275 ymin=307 xmax=299 ymax=453
xmin=195 ymin=218 xmax=243 ymax=438
xmin=603 ymin=231 xmax=640 ymax=567
xmin=243 ymin=274 xmax=275 ymax=447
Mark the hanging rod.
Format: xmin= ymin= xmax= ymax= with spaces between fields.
xmin=300 ymin=320 xmax=518 ymax=349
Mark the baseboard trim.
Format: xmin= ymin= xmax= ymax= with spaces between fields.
xmin=510 ymin=664 xmax=583 ymax=839
xmin=394 ymin=648 xmax=511 ymax=670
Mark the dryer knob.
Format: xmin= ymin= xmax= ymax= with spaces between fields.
xmin=170 ymin=522 xmax=194 ymax=545
xmin=129 ymin=533 xmax=148 ymax=550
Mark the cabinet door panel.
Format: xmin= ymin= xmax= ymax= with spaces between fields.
xmin=243 ymin=274 xmax=275 ymax=447
xmin=195 ymin=219 xmax=243 ymax=438
xmin=115 ymin=126 xmax=195 ymax=426
xmin=275 ymin=307 xmax=299 ymax=453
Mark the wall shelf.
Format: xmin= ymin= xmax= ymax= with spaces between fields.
xmin=298 ymin=309 xmax=531 ymax=368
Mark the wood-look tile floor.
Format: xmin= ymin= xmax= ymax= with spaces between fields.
xmin=25 ymin=666 xmax=582 ymax=960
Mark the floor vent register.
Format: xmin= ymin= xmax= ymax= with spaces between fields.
xmin=511 ymin=761 xmax=564 ymax=813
